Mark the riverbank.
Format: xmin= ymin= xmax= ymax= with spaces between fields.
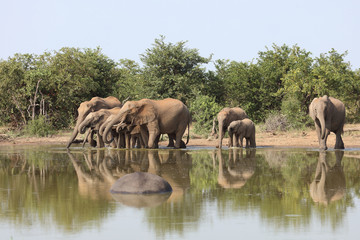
xmin=1 ymin=124 xmax=360 ymax=149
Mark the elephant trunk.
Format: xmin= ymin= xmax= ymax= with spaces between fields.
xmin=99 ymin=122 xmax=107 ymax=136
xmin=66 ymin=129 xmax=78 ymax=148
xmin=319 ymin=113 xmax=326 ymax=139
xmin=103 ymin=118 xmax=122 ymax=144
xmin=79 ymin=118 xmax=91 ymax=134
xmin=66 ymin=112 xmax=88 ymax=148
xmin=218 ymin=120 xmax=224 ymax=149
xmin=82 ymin=129 xmax=92 ymax=148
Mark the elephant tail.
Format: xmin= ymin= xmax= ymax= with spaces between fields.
xmin=186 ymin=121 xmax=190 ymax=145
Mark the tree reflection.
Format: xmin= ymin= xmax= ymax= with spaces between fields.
xmin=0 ymin=148 xmax=115 ymax=232
xmin=1 ymin=146 xmax=360 ymax=237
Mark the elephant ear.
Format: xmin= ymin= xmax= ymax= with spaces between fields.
xmin=132 ymin=103 xmax=157 ymax=125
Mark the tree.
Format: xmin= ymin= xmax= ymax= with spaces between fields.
xmin=140 ymin=36 xmax=211 ymax=104
xmin=312 ymin=49 xmax=360 ymax=121
xmin=46 ymin=47 xmax=118 ymax=128
xmin=111 ymin=59 xmax=144 ymax=102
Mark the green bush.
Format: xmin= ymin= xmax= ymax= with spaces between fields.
xmin=24 ymin=116 xmax=55 ymax=137
xmin=190 ymin=94 xmax=222 ymax=136
xmin=281 ymin=95 xmax=312 ymax=129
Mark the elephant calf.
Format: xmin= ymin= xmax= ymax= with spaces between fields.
xmin=227 ymin=119 xmax=256 ymax=148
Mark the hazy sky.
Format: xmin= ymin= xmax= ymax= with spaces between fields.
xmin=1 ymin=0 xmax=359 ymax=69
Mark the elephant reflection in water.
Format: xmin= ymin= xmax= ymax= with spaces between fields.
xmin=67 ymin=150 xmax=119 ymax=200
xmin=68 ymin=149 xmax=192 ymax=203
xmin=310 ymin=151 xmax=345 ymax=205
xmin=215 ymin=148 xmax=256 ymax=189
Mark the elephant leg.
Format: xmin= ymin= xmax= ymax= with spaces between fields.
xmin=180 ymin=139 xmax=186 ymax=148
xmin=97 ymin=133 xmax=105 ymax=148
xmin=246 ymin=137 xmax=252 ymax=148
xmin=320 ymin=130 xmax=330 ymax=150
xmin=228 ymin=131 xmax=233 ymax=147
xmin=234 ymin=134 xmax=240 ymax=147
xmin=167 ymin=134 xmax=176 ymax=147
xmin=130 ymin=135 xmax=137 ymax=148
xmin=139 ymin=126 xmax=149 ymax=148
xmin=334 ymin=131 xmax=345 ymax=149
xmin=147 ymin=122 xmax=160 ymax=149
xmin=118 ymin=132 xmax=125 ymax=148
xmin=315 ymin=123 xmax=327 ymax=150
xmin=134 ymin=135 xmax=141 ymax=148
xmin=250 ymin=134 xmax=256 ymax=148
xmin=174 ymin=131 xmax=186 ymax=149
xmin=154 ymin=135 xmax=160 ymax=149
xmin=89 ymin=130 xmax=97 ymax=147
xmin=125 ymin=133 xmax=131 ymax=149
xmin=239 ymin=135 xmax=244 ymax=148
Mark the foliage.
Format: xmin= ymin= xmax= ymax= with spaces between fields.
xmin=189 ymin=94 xmax=222 ymax=135
xmin=1 ymin=38 xmax=360 ymax=132
xmin=111 ymin=59 xmax=144 ymax=102
xmin=140 ymin=36 xmax=211 ymax=104
xmin=24 ymin=115 xmax=55 ymax=137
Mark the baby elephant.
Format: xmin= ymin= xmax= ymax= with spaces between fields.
xmin=227 ymin=119 xmax=256 ymax=148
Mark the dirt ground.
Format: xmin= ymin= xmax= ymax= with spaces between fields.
xmin=1 ymin=123 xmax=360 ymax=149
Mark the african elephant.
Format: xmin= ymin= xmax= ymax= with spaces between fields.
xmin=309 ymin=95 xmax=345 ymax=150
xmin=216 ymin=107 xmax=248 ymax=148
xmin=78 ymin=107 xmax=122 ymax=148
xmin=227 ymin=119 xmax=256 ymax=148
xmin=115 ymin=123 xmax=146 ymax=149
xmin=310 ymin=151 xmax=345 ymax=205
xmin=66 ymin=96 xmax=122 ymax=148
xmin=102 ymin=98 xmax=190 ymax=149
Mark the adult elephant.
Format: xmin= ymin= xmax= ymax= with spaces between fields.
xmin=66 ymin=96 xmax=122 ymax=148
xmin=102 ymin=98 xmax=190 ymax=149
xmin=216 ymin=107 xmax=248 ymax=148
xmin=78 ymin=107 xmax=122 ymax=148
xmin=309 ymin=95 xmax=345 ymax=150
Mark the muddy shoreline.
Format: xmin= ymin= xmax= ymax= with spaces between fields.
xmin=1 ymin=124 xmax=360 ymax=149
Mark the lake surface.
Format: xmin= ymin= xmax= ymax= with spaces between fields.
xmin=1 ymin=145 xmax=360 ymax=239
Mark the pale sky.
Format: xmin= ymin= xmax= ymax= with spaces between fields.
xmin=1 ymin=0 xmax=359 ymax=70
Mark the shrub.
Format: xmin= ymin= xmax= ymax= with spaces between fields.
xmin=24 ymin=116 xmax=55 ymax=137
xmin=281 ymin=94 xmax=312 ymax=129
xmin=189 ymin=94 xmax=222 ymax=136
xmin=264 ymin=111 xmax=289 ymax=131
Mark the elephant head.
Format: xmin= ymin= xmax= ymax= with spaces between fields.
xmin=102 ymin=99 xmax=157 ymax=145
xmin=217 ymin=107 xmax=248 ymax=148
xmin=66 ymin=96 xmax=122 ymax=148
xmin=309 ymin=151 xmax=345 ymax=205
xmin=79 ymin=110 xmax=109 ymax=135
xmin=227 ymin=120 xmax=242 ymax=137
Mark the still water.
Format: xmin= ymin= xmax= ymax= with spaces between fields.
xmin=1 ymin=145 xmax=360 ymax=239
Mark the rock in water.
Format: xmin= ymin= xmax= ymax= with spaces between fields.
xmin=110 ymin=172 xmax=172 ymax=194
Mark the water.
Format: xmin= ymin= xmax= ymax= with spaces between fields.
xmin=1 ymin=145 xmax=360 ymax=239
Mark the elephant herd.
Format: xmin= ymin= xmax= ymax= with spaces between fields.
xmin=66 ymin=96 xmax=190 ymax=149
xmin=66 ymin=95 xmax=346 ymax=150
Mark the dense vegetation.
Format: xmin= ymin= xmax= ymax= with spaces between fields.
xmin=1 ymin=36 xmax=359 ymax=135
